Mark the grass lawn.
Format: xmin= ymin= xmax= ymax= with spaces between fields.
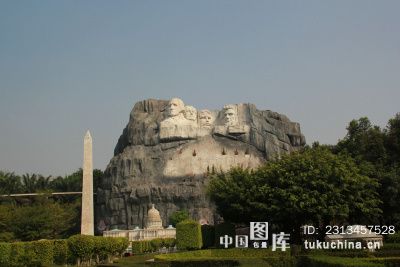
xmin=105 ymin=248 xmax=400 ymax=267
xmin=97 ymin=253 xmax=157 ymax=267
xmin=107 ymin=249 xmax=293 ymax=267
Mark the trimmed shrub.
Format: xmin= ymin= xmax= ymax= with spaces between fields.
xmin=10 ymin=242 xmax=25 ymax=267
xmin=104 ymin=237 xmax=121 ymax=262
xmin=163 ymin=238 xmax=176 ymax=248
xmin=143 ymin=240 xmax=152 ymax=252
xmin=53 ymin=239 xmax=69 ymax=265
xmin=132 ymin=241 xmax=143 ymax=254
xmin=1 ymin=237 xmax=128 ymax=267
xmin=2 ymin=240 xmax=54 ymax=267
xmin=114 ymin=237 xmax=129 ymax=256
xmin=215 ymin=222 xmax=235 ymax=248
xmin=201 ymin=224 xmax=215 ymax=248
xmin=0 ymin=242 xmax=11 ymax=267
xmin=151 ymin=238 xmax=164 ymax=251
xmin=23 ymin=242 xmax=42 ymax=267
xmin=23 ymin=240 xmax=54 ymax=266
xmin=92 ymin=236 xmax=110 ymax=263
xmin=176 ymin=219 xmax=202 ymax=250
xmin=67 ymin=234 xmax=95 ymax=265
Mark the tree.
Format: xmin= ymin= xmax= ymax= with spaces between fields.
xmin=208 ymin=147 xmax=381 ymax=242
xmin=169 ymin=210 xmax=190 ymax=227
xmin=0 ymin=171 xmax=22 ymax=194
xmin=10 ymin=199 xmax=78 ymax=241
xmin=385 ymin=113 xmax=400 ymax=164
xmin=335 ymin=117 xmax=387 ymax=165
xmin=333 ymin=115 xmax=400 ymax=227
xmin=50 ymin=169 xmax=104 ymax=192
xmin=379 ymin=166 xmax=400 ymax=226
xmin=22 ymin=173 xmax=52 ymax=193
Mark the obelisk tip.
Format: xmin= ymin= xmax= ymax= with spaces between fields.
xmin=85 ymin=130 xmax=92 ymax=139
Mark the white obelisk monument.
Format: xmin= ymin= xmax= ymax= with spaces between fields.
xmin=81 ymin=130 xmax=94 ymax=235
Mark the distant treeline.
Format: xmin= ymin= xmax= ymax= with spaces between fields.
xmin=0 ymin=169 xmax=103 ymax=242
xmin=0 ymin=169 xmax=103 ymax=195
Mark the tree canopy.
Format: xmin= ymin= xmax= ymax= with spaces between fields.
xmin=169 ymin=210 xmax=190 ymax=227
xmin=208 ymin=146 xmax=382 ymax=241
xmin=0 ymin=169 xmax=103 ymax=241
xmin=334 ymin=114 xmax=400 ymax=226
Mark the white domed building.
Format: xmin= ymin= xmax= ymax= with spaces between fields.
xmin=103 ymin=204 xmax=176 ymax=241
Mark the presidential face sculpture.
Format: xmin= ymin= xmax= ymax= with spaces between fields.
xmin=199 ymin=110 xmax=214 ymax=128
xmin=167 ymin=98 xmax=185 ymax=117
xmin=223 ymin=105 xmax=238 ymax=126
xmin=184 ymin=106 xmax=197 ymax=121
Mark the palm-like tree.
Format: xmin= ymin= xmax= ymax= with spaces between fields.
xmin=0 ymin=171 xmax=22 ymax=194
xmin=22 ymin=174 xmax=52 ymax=193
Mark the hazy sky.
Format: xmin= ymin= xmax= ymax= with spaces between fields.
xmin=0 ymin=1 xmax=399 ymax=176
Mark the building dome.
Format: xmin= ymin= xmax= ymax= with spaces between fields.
xmin=147 ymin=204 xmax=163 ymax=229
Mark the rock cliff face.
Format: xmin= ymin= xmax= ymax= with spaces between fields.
xmin=96 ymin=98 xmax=306 ymax=230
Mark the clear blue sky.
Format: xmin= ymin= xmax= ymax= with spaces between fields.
xmin=0 ymin=0 xmax=399 ymax=176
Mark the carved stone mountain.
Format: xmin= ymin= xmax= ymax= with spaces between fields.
xmin=96 ymin=98 xmax=306 ymax=230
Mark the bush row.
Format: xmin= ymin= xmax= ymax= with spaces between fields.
xmin=131 ymin=238 xmax=176 ymax=254
xmin=0 ymin=240 xmax=54 ymax=267
xmin=0 ymin=235 xmax=129 ymax=267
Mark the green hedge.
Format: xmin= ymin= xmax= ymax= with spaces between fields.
xmin=143 ymin=240 xmax=152 ymax=253
xmin=176 ymin=220 xmax=202 ymax=250
xmin=132 ymin=238 xmax=176 ymax=254
xmin=24 ymin=240 xmax=54 ymax=266
xmin=132 ymin=240 xmax=143 ymax=254
xmin=53 ymin=239 xmax=70 ymax=265
xmin=92 ymin=236 xmax=110 ymax=263
xmin=201 ymin=225 xmax=215 ymax=248
xmin=0 ymin=241 xmax=53 ymax=267
xmin=164 ymin=237 xmax=176 ymax=248
xmin=67 ymin=234 xmax=95 ymax=265
xmin=0 ymin=242 xmax=11 ymax=267
xmin=115 ymin=237 xmax=130 ymax=256
xmin=0 ymin=235 xmax=129 ymax=267
xmin=215 ymin=222 xmax=235 ymax=249
xmin=151 ymin=238 xmax=164 ymax=251
xmin=10 ymin=242 xmax=27 ymax=267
